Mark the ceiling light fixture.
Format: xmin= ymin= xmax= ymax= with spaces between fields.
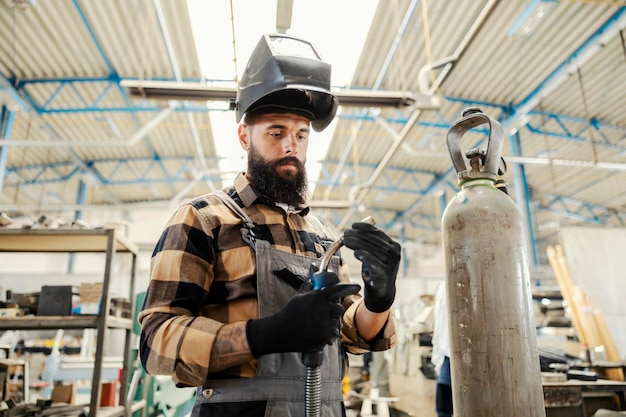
xmin=508 ymin=0 xmax=558 ymax=39
xmin=120 ymin=80 xmax=440 ymax=109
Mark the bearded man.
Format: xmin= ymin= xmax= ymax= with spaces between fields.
xmin=139 ymin=34 xmax=400 ymax=417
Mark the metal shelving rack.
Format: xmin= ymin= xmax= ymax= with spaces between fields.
xmin=0 ymin=228 xmax=138 ymax=417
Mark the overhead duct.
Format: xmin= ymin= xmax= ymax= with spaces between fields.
xmin=119 ymin=79 xmax=439 ymax=110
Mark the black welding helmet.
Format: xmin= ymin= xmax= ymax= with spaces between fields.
xmin=232 ymin=33 xmax=338 ymax=132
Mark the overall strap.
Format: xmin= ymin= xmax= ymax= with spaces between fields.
xmin=307 ymin=214 xmax=336 ymax=242
xmin=213 ymin=190 xmax=260 ymax=249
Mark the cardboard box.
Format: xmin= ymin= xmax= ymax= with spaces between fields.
xmin=80 ymin=283 xmax=103 ymax=304
xmin=51 ymin=383 xmax=76 ymax=404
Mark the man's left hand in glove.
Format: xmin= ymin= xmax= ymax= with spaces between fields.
xmin=342 ymin=222 xmax=401 ymax=313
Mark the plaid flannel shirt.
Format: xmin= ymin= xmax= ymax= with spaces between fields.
xmin=138 ymin=173 xmax=396 ymax=387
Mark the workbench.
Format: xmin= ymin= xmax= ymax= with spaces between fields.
xmin=543 ymin=379 xmax=626 ymax=417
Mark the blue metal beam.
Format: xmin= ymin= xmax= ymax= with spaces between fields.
xmin=74 ymin=178 xmax=87 ymax=221
xmin=542 ymin=194 xmax=625 ymax=225
xmin=4 ymin=87 xmax=622 ymax=235
xmin=0 ymin=74 xmax=122 ymax=204
xmin=0 ymin=106 xmax=16 ymax=193
xmin=71 ymin=1 xmax=177 ymax=194
xmin=502 ymin=7 xmax=626 ymax=131
xmin=525 ymin=111 xmax=626 ymax=153
xmin=68 ymin=175 xmax=88 ymax=273
xmin=72 ymin=0 xmax=115 ymax=74
xmin=3 ymin=3 xmax=624 ymax=242
xmin=17 ymin=75 xmax=205 ymax=85
xmin=4 ymin=156 xmax=206 ymax=186
xmin=8 ymin=75 xmax=626 ymax=152
xmin=509 ymin=131 xmax=539 ymax=266
xmin=387 ymin=168 xmax=451 ymax=227
xmin=8 ymin=157 xmax=443 ymax=196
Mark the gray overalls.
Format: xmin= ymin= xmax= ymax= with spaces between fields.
xmin=192 ymin=191 xmax=346 ymax=417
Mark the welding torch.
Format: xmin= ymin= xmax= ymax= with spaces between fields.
xmin=302 ymin=216 xmax=375 ymax=417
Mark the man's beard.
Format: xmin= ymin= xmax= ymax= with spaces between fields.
xmin=247 ymin=146 xmax=309 ymax=206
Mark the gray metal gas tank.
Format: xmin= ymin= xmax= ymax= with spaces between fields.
xmin=441 ymin=108 xmax=546 ymax=417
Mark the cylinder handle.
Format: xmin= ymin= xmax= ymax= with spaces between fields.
xmin=445 ymin=107 xmax=504 ymax=183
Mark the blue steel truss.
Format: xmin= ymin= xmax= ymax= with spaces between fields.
xmin=4 ymin=82 xmax=625 ymax=213
xmin=542 ymin=194 xmax=625 ymax=226
xmin=3 ymin=90 xmax=625 ymax=211
xmin=4 ymin=156 xmax=214 ymax=186
xmin=1 ymin=1 xmax=625 ymax=265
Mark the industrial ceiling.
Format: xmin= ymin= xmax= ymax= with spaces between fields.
xmin=1 ymin=0 xmax=625 ymax=267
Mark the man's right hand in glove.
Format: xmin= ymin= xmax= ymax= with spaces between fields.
xmin=246 ymin=275 xmax=357 ymax=358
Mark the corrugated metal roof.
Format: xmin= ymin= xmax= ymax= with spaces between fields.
xmin=1 ymin=0 xmax=625 ymax=265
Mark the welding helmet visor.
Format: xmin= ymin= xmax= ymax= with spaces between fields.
xmin=234 ymin=33 xmax=338 ymax=132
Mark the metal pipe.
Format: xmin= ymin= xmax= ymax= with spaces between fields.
xmin=322 ymin=0 xmax=421 ymax=203
xmin=154 ymin=0 xmax=215 ymax=191
xmin=336 ymin=0 xmax=500 ymax=231
xmin=0 ymin=199 xmax=356 ymax=213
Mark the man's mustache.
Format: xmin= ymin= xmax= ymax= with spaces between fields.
xmin=275 ymin=156 xmax=303 ymax=169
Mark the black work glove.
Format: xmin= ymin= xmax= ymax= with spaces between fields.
xmin=342 ymin=222 xmax=401 ymax=313
xmin=246 ymin=273 xmax=358 ymax=358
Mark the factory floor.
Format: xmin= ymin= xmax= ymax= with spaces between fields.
xmin=344 ymin=370 xmax=437 ymax=417
xmin=345 ymin=347 xmax=438 ymax=417
xmin=389 ymin=371 xmax=437 ymax=417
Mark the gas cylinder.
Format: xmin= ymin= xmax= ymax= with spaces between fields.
xmin=441 ymin=108 xmax=545 ymax=417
